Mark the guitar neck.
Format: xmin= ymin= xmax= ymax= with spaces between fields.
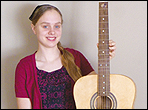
xmin=98 ymin=1 xmax=110 ymax=96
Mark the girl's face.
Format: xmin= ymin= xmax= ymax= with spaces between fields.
xmin=31 ymin=9 xmax=62 ymax=49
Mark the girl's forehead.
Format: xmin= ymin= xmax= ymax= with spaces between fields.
xmin=37 ymin=10 xmax=62 ymax=24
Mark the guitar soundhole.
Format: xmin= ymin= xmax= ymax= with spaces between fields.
xmin=95 ymin=96 xmax=112 ymax=109
xmin=90 ymin=92 xmax=117 ymax=109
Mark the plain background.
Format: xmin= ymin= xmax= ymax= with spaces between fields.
xmin=1 ymin=1 xmax=147 ymax=109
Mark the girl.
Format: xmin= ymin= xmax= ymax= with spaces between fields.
xmin=15 ymin=4 xmax=116 ymax=109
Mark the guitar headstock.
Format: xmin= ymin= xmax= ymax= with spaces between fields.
xmin=99 ymin=2 xmax=108 ymax=9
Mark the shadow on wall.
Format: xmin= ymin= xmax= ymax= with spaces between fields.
xmin=2 ymin=3 xmax=38 ymax=109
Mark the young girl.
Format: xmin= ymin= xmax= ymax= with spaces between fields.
xmin=15 ymin=4 xmax=116 ymax=109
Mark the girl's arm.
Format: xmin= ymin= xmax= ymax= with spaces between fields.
xmin=16 ymin=98 xmax=32 ymax=109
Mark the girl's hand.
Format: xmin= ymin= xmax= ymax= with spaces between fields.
xmin=109 ymin=40 xmax=116 ymax=60
xmin=97 ymin=40 xmax=116 ymax=60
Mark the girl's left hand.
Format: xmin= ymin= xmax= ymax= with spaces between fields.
xmin=109 ymin=40 xmax=116 ymax=60
xmin=97 ymin=40 xmax=116 ymax=60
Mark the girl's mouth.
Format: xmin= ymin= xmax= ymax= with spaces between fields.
xmin=47 ymin=37 xmax=56 ymax=41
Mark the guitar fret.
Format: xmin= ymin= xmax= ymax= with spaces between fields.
xmin=98 ymin=44 xmax=109 ymax=46
xmin=98 ymin=61 xmax=110 ymax=64
xmin=98 ymin=60 xmax=110 ymax=63
xmin=99 ymin=33 xmax=109 ymax=34
xmin=98 ymin=58 xmax=109 ymax=60
xmin=99 ymin=48 xmax=109 ymax=50
xmin=98 ymin=62 xmax=109 ymax=65
xmin=99 ymin=45 xmax=109 ymax=47
xmin=98 ymin=72 xmax=110 ymax=75
xmin=99 ymin=24 xmax=109 ymax=28
xmin=99 ymin=15 xmax=108 ymax=17
xmin=99 ymin=11 xmax=108 ymax=15
xmin=98 ymin=57 xmax=109 ymax=59
xmin=99 ymin=54 xmax=109 ymax=56
xmin=98 ymin=68 xmax=110 ymax=72
xmin=99 ymin=37 xmax=109 ymax=41
xmin=98 ymin=50 xmax=109 ymax=52
xmin=98 ymin=74 xmax=110 ymax=75
xmin=99 ymin=55 xmax=109 ymax=57
xmin=98 ymin=65 xmax=110 ymax=68
xmin=98 ymin=62 xmax=110 ymax=64
xmin=98 ymin=68 xmax=110 ymax=70
xmin=99 ymin=8 xmax=108 ymax=10
xmin=99 ymin=22 xmax=108 ymax=23
xmin=99 ymin=36 xmax=109 ymax=38
xmin=98 ymin=69 xmax=110 ymax=72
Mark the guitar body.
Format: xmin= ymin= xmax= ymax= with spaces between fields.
xmin=73 ymin=74 xmax=136 ymax=109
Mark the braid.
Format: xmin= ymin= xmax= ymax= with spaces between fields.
xmin=57 ymin=42 xmax=82 ymax=82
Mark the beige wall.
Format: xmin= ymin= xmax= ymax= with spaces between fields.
xmin=1 ymin=1 xmax=147 ymax=109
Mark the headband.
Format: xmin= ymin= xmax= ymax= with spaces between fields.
xmin=29 ymin=4 xmax=51 ymax=21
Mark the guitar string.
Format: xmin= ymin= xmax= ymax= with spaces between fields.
xmin=104 ymin=2 xmax=109 ymax=109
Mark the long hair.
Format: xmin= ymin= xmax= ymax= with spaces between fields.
xmin=29 ymin=4 xmax=82 ymax=81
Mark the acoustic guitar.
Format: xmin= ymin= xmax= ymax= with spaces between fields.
xmin=73 ymin=1 xmax=136 ymax=109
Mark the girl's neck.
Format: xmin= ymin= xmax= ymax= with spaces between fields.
xmin=35 ymin=46 xmax=61 ymax=62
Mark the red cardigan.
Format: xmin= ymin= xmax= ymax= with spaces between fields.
xmin=15 ymin=48 xmax=94 ymax=109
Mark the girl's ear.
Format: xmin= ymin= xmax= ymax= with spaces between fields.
xmin=31 ymin=24 xmax=36 ymax=35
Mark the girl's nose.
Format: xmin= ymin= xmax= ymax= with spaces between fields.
xmin=48 ymin=28 xmax=55 ymax=35
xmin=50 ymin=31 xmax=55 ymax=35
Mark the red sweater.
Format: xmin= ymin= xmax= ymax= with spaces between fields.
xmin=15 ymin=48 xmax=94 ymax=109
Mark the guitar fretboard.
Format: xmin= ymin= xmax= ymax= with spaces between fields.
xmin=98 ymin=1 xmax=110 ymax=96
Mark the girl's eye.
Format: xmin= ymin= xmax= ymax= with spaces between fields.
xmin=55 ymin=25 xmax=60 ymax=28
xmin=43 ymin=26 xmax=48 ymax=28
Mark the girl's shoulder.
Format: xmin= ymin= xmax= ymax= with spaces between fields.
xmin=65 ymin=48 xmax=82 ymax=55
xmin=64 ymin=48 xmax=86 ymax=60
xmin=17 ymin=51 xmax=36 ymax=66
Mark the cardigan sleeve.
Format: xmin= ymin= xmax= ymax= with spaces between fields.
xmin=15 ymin=59 xmax=29 ymax=98
xmin=15 ymin=53 xmax=42 ymax=109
